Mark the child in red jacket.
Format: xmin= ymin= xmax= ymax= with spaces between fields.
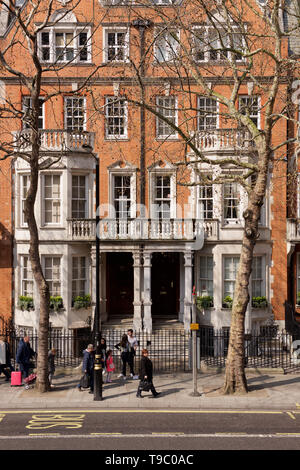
xmin=105 ymin=350 xmax=115 ymax=383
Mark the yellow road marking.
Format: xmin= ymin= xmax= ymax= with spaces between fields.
xmin=29 ymin=433 xmax=61 ymax=436
xmin=0 ymin=414 xmax=5 ymax=423
xmin=286 ymin=412 xmax=296 ymax=420
xmin=0 ymin=409 xmax=285 ymax=415
xmin=276 ymin=433 xmax=300 ymax=436
xmin=152 ymin=432 xmax=184 ymax=435
xmin=90 ymin=433 xmax=122 ymax=435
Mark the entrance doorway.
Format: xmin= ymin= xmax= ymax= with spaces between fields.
xmin=106 ymin=252 xmax=133 ymax=316
xmin=151 ymin=252 xmax=180 ymax=316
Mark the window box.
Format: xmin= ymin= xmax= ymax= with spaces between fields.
xmin=72 ymin=294 xmax=91 ymax=310
xmin=50 ymin=296 xmax=64 ymax=312
xmin=196 ymin=295 xmax=214 ymax=309
xmin=18 ymin=296 xmax=34 ymax=311
xmin=252 ymin=296 xmax=268 ymax=309
xmin=222 ymin=295 xmax=233 ymax=309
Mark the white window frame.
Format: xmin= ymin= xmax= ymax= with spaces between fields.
xmin=105 ymin=97 xmax=128 ymax=139
xmin=199 ymin=255 xmax=214 ymax=297
xmin=193 ymin=25 xmax=246 ymax=63
xmin=156 ymin=96 xmax=178 ymax=139
xmin=42 ymin=256 xmax=62 ymax=297
xmin=22 ymin=97 xmax=45 ymax=130
xmin=103 ymin=27 xmax=130 ymax=63
xmin=197 ymin=96 xmax=219 ymax=131
xmin=154 ymin=28 xmax=180 ymax=63
xmin=42 ymin=173 xmax=62 ymax=226
xmin=38 ymin=27 xmax=92 ymax=64
xmin=112 ymin=174 xmax=133 ymax=220
xmin=71 ymin=174 xmax=88 ymax=219
xmin=251 ymin=255 xmax=266 ymax=299
xmin=150 ymin=171 xmax=176 ymax=220
xmin=223 ymin=182 xmax=241 ymax=224
xmin=20 ymin=255 xmax=34 ymax=297
xmin=64 ymin=96 xmax=86 ymax=131
xmin=197 ymin=175 xmax=214 ymax=219
xmin=238 ymin=95 xmax=261 ymax=129
xmin=20 ymin=174 xmax=30 ymax=227
xmin=72 ymin=256 xmax=87 ymax=300
xmin=223 ymin=256 xmax=240 ymax=301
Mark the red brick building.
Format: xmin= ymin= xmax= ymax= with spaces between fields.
xmin=0 ymin=0 xmax=296 ymax=335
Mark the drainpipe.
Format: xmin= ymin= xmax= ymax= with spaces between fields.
xmin=132 ymin=19 xmax=152 ymax=217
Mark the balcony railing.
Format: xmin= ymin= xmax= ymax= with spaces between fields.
xmin=67 ymin=218 xmax=219 ymax=241
xmin=194 ymin=128 xmax=254 ymax=152
xmin=287 ymin=219 xmax=300 ymax=242
xmin=13 ymin=129 xmax=95 ymax=153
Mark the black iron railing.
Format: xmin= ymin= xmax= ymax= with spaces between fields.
xmin=1 ymin=321 xmax=300 ymax=374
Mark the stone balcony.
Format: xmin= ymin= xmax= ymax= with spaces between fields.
xmin=194 ymin=128 xmax=254 ymax=152
xmin=67 ymin=218 xmax=270 ymax=243
xmin=67 ymin=218 xmax=219 ymax=241
xmin=287 ymin=219 xmax=300 ymax=242
xmin=13 ymin=129 xmax=95 ymax=153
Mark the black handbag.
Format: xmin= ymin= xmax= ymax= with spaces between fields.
xmin=139 ymin=379 xmax=152 ymax=392
xmin=80 ymin=372 xmax=90 ymax=389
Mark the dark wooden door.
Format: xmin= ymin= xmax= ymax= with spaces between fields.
xmin=107 ymin=253 xmax=133 ymax=315
xmin=151 ymin=252 xmax=179 ymax=316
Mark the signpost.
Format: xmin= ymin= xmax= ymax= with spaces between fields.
xmin=190 ymin=286 xmax=201 ymax=397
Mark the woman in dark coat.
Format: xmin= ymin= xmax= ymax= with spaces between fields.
xmin=136 ymin=349 xmax=160 ymax=398
xmin=115 ymin=334 xmax=130 ymax=379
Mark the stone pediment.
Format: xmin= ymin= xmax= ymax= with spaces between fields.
xmin=107 ymin=160 xmax=138 ymax=171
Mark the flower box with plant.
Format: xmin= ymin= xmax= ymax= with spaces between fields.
xmin=222 ymin=295 xmax=233 ymax=309
xmin=252 ymin=296 xmax=268 ymax=308
xmin=18 ymin=296 xmax=34 ymax=311
xmin=49 ymin=296 xmax=63 ymax=312
xmin=72 ymin=294 xmax=91 ymax=310
xmin=297 ymin=292 xmax=300 ymax=306
xmin=196 ymin=295 xmax=214 ymax=309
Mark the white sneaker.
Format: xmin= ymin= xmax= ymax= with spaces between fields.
xmin=118 ymin=374 xmax=124 ymax=378
xmin=133 ymin=375 xmax=139 ymax=380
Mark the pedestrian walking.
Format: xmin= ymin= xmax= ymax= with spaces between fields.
xmin=16 ymin=335 xmax=36 ymax=379
xmin=105 ymin=349 xmax=115 ymax=383
xmin=100 ymin=337 xmax=107 ymax=375
xmin=127 ymin=329 xmax=139 ymax=379
xmin=48 ymin=348 xmax=56 ymax=388
xmin=0 ymin=336 xmax=14 ymax=381
xmin=78 ymin=344 xmax=95 ymax=393
xmin=115 ymin=334 xmax=131 ymax=380
xmin=136 ymin=348 xmax=160 ymax=398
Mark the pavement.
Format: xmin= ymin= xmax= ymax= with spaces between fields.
xmin=1 ymin=367 xmax=300 ymax=411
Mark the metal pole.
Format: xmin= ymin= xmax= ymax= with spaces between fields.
xmin=94 ymin=154 xmax=103 ymax=401
xmin=190 ymin=286 xmax=201 ymax=397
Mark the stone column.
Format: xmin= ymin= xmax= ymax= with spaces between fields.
xmin=90 ymin=245 xmax=97 ymax=328
xmin=183 ymin=251 xmax=193 ymax=330
xmin=132 ymin=250 xmax=142 ymax=331
xmin=143 ymin=251 xmax=152 ymax=332
xmin=99 ymin=252 xmax=107 ymax=323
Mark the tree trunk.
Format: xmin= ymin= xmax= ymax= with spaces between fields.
xmin=24 ymin=93 xmax=50 ymax=393
xmin=223 ymin=166 xmax=268 ymax=395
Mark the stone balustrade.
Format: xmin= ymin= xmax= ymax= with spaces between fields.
xmin=194 ymin=128 xmax=254 ymax=151
xmin=67 ymin=218 xmax=219 ymax=241
xmin=13 ymin=129 xmax=95 ymax=153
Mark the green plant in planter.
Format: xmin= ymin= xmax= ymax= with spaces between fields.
xmin=223 ymin=295 xmax=233 ymax=308
xmin=196 ymin=295 xmax=214 ymax=309
xmin=252 ymin=296 xmax=268 ymax=308
xmin=73 ymin=294 xmax=91 ymax=310
xmin=18 ymin=296 xmax=34 ymax=311
xmin=297 ymin=292 xmax=300 ymax=305
xmin=49 ymin=296 xmax=63 ymax=312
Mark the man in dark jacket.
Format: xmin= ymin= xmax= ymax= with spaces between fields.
xmin=78 ymin=344 xmax=95 ymax=393
xmin=136 ymin=349 xmax=160 ymax=398
xmin=16 ymin=336 xmax=35 ymax=379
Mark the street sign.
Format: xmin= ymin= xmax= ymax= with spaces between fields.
xmin=190 ymin=323 xmax=199 ymax=330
